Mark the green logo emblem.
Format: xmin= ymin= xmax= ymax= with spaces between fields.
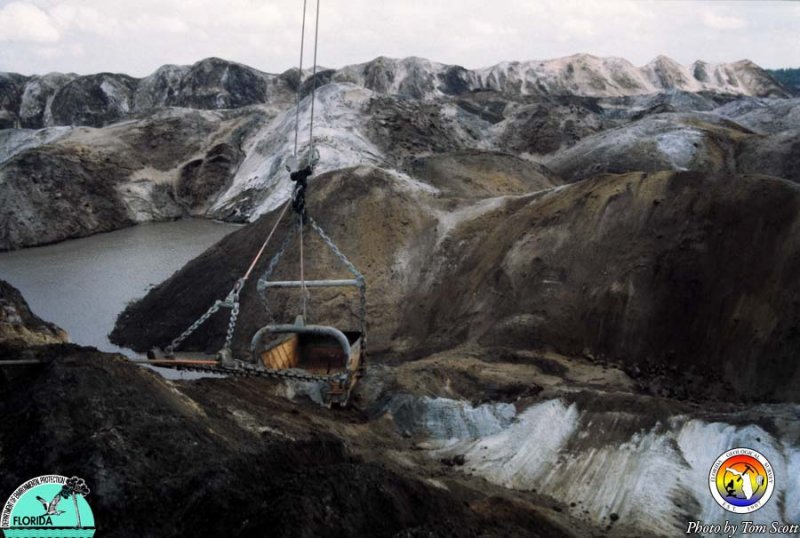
xmin=1 ymin=475 xmax=95 ymax=538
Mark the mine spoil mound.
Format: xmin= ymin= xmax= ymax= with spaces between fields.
xmin=0 ymin=279 xmax=67 ymax=346
xmin=401 ymin=150 xmax=562 ymax=197
xmin=2 ymin=345 xmax=566 ymax=537
xmin=0 ymin=274 xmax=575 ymax=538
xmin=113 ymin=167 xmax=800 ymax=403
xmin=0 ymin=144 xmax=136 ymax=250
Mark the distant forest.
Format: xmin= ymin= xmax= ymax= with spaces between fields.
xmin=768 ymin=68 xmax=800 ymax=96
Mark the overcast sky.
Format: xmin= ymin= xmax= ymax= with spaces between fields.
xmin=0 ymin=0 xmax=797 ymax=76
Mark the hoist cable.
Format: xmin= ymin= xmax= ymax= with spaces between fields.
xmin=292 ymin=0 xmax=308 ymax=157
xmin=307 ymin=0 xmax=321 ymax=160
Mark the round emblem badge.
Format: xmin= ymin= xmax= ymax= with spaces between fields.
xmin=708 ymin=448 xmax=774 ymax=513
xmin=1 ymin=475 xmax=95 ymax=538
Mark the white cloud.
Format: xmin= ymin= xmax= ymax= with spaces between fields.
xmin=560 ymin=18 xmax=596 ymax=39
xmin=0 ymin=0 xmax=796 ymax=76
xmin=215 ymin=3 xmax=284 ymax=28
xmin=124 ymin=15 xmax=189 ymax=34
xmin=50 ymin=4 xmax=119 ymax=37
xmin=32 ymin=42 xmax=84 ymax=60
xmin=0 ymin=2 xmax=60 ymax=43
xmin=468 ymin=19 xmax=517 ymax=37
xmin=702 ymin=10 xmax=747 ymax=30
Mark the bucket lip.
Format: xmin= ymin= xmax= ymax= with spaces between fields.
xmin=263 ymin=328 xmax=362 ymax=347
xmin=303 ymin=330 xmax=362 ymax=345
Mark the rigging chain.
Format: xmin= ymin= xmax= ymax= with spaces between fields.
xmin=164 ymin=0 xmax=330 ymax=358
xmin=164 ymin=199 xmax=291 ymax=356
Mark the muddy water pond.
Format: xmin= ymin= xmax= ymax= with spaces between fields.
xmin=0 ymin=219 xmax=239 ymax=356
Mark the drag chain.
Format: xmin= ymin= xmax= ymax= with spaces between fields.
xmin=147 ymin=358 xmax=345 ymax=384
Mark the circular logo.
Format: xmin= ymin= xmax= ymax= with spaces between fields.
xmin=1 ymin=475 xmax=95 ymax=538
xmin=708 ymin=448 xmax=774 ymax=513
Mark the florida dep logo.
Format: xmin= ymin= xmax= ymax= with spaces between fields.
xmin=709 ymin=448 xmax=774 ymax=513
xmin=1 ymin=475 xmax=95 ymax=538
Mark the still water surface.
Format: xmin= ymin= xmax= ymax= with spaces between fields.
xmin=0 ymin=219 xmax=238 ymax=356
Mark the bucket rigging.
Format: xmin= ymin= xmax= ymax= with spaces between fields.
xmin=144 ymin=0 xmax=367 ymax=407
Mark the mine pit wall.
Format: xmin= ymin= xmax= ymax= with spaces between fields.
xmin=394 ymin=395 xmax=800 ymax=536
xmin=0 ymin=108 xmax=258 ymax=251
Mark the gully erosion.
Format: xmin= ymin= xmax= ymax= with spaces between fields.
xmin=1 ymin=45 xmax=800 ymax=538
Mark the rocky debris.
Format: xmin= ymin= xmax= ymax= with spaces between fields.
xmin=115 ymin=109 xmax=221 ymax=170
xmin=0 ymin=108 xmax=264 ymax=250
xmin=643 ymin=56 xmax=695 ymax=90
xmin=113 ymin=168 xmax=800 ymax=404
xmin=366 ymin=96 xmax=466 ymax=158
xmin=6 ymin=240 xmax=800 ymax=537
xmin=0 ymin=144 xmax=136 ymax=249
xmin=354 ymin=348 xmax=800 ymax=535
xmin=539 ymin=100 xmax=800 ymax=185
xmin=0 ymin=347 xmax=480 ymax=537
xmin=0 ymin=73 xmax=27 ymax=129
xmin=0 ymin=126 xmax=71 ymax=165
xmin=478 ymin=55 xmax=649 ymax=97
xmin=472 ymin=54 xmax=788 ymax=99
xmin=737 ymin=129 xmax=800 ymax=184
xmin=335 ymin=57 xmax=474 ymax=100
xmin=543 ymin=113 xmax=753 ymax=182
xmin=496 ymin=97 xmax=610 ymax=155
xmin=3 ymin=77 xmax=571 ymax=247
xmin=3 ymin=54 xmax=799 ymax=538
xmin=0 ymin=282 xmax=586 ymax=537
xmin=430 ymin=391 xmax=800 ymax=536
xmin=1 ymin=55 xmax=797 ymax=247
xmin=208 ymin=83 xmax=386 ymax=222
xmin=345 ymin=347 xmax=799 ymax=535
xmin=401 ymin=150 xmax=560 ymax=198
xmin=0 ymin=279 xmax=66 ymax=347
xmin=452 ymin=90 xmax=509 ymax=125
xmin=131 ymin=64 xmax=189 ymax=111
xmin=164 ymin=57 xmax=274 ymax=110
xmin=0 ymin=54 xmax=789 ymax=129
xmin=176 ymin=143 xmax=244 ymax=212
xmin=598 ymin=90 xmax=728 ymax=121
xmin=0 ymin=58 xmax=291 ymax=130
xmin=716 ymin=97 xmax=800 ymax=134
xmin=537 ymin=99 xmax=799 ymax=185
xmin=18 ymin=73 xmax=79 ymax=129
xmin=49 ymin=73 xmax=139 ymax=128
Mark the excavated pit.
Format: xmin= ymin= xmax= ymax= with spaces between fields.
xmin=3 ymin=56 xmax=800 ymax=537
xmin=113 ymin=166 xmax=800 ymax=404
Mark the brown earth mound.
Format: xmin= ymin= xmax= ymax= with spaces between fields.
xmin=112 ymin=166 xmax=443 ymax=357
xmin=402 ymin=150 xmax=561 ymax=198
xmin=0 ymin=269 xmax=583 ymax=538
xmin=0 ymin=278 xmax=67 ymax=347
xmin=410 ymin=170 xmax=800 ymax=402
xmin=113 ymin=168 xmax=800 ymax=403
xmin=0 ymin=344 xmax=572 ymax=537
